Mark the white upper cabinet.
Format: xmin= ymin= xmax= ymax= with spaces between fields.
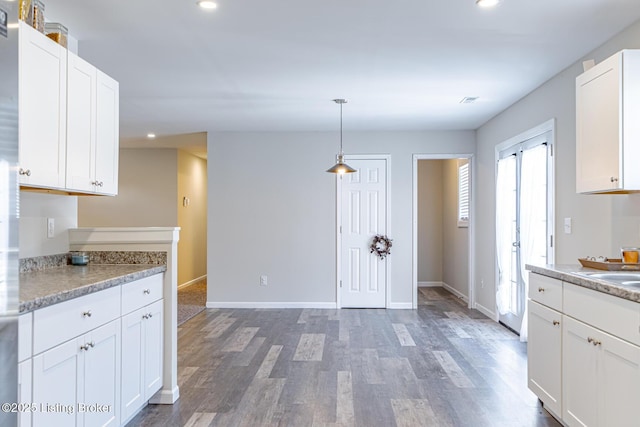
xmin=18 ymin=21 xmax=67 ymax=190
xmin=66 ymin=53 xmax=119 ymax=195
xmin=19 ymin=22 xmax=119 ymax=195
xmin=94 ymin=70 xmax=119 ymax=195
xmin=66 ymin=52 xmax=97 ymax=193
xmin=576 ymin=49 xmax=640 ymax=194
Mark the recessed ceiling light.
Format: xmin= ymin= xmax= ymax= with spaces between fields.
xmin=147 ymin=133 xmax=156 ymax=139
xmin=476 ymin=0 xmax=501 ymax=7
xmin=197 ymin=0 xmax=218 ymax=10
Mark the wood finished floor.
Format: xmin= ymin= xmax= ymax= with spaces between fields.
xmin=127 ymin=288 xmax=561 ymax=427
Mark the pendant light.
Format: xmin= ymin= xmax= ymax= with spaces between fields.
xmin=326 ymin=99 xmax=356 ymax=174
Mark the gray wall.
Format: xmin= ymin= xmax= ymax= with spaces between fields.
xmin=442 ymin=159 xmax=469 ymax=297
xmin=417 ymin=160 xmax=443 ymax=283
xmin=207 ymin=131 xmax=475 ymax=307
xmin=474 ymin=19 xmax=640 ymax=317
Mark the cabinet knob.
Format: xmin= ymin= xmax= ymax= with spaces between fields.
xmin=538 ymin=287 xmax=545 ymax=293
xmin=82 ymin=310 xmax=92 ymax=318
xmin=611 ymin=177 xmax=619 ymax=183
xmin=552 ymin=320 xmax=560 ymax=326
xmin=143 ymin=289 xmax=151 ymax=295
xmin=80 ymin=343 xmax=90 ymax=351
xmin=19 ymin=168 xmax=31 ymax=176
xmin=142 ymin=314 xmax=149 ymax=320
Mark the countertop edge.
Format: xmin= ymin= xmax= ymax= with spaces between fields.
xmin=526 ymin=264 xmax=640 ymax=303
xmin=19 ymin=265 xmax=167 ymax=314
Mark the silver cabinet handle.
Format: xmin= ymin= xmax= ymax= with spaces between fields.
xmin=142 ymin=313 xmax=153 ymax=320
xmin=611 ymin=177 xmax=619 ymax=183
xmin=552 ymin=320 xmax=560 ymax=326
xmin=587 ymin=337 xmax=594 ymax=343
xmin=80 ymin=341 xmax=95 ymax=351
xmin=82 ymin=310 xmax=92 ymax=318
xmin=143 ymin=289 xmax=151 ymax=295
xmin=19 ymin=168 xmax=31 ymax=176
xmin=538 ymin=287 xmax=545 ymax=293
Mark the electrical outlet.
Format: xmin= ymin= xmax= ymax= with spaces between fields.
xmin=47 ymin=218 xmax=54 ymax=238
xmin=260 ymin=275 xmax=268 ymax=286
xmin=480 ymin=279 xmax=484 ymax=289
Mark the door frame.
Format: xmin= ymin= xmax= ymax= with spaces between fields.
xmin=336 ymin=154 xmax=392 ymax=309
xmin=412 ymin=154 xmax=475 ymax=310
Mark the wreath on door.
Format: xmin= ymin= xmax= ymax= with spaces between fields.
xmin=370 ymin=234 xmax=393 ymax=259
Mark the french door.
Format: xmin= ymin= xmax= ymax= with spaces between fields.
xmin=496 ymin=131 xmax=553 ymax=336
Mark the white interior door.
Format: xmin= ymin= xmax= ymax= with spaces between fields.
xmin=339 ymin=158 xmax=388 ymax=308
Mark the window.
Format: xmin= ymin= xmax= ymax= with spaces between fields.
xmin=458 ymin=161 xmax=469 ymax=227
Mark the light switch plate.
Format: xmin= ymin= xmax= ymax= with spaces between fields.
xmin=564 ymin=217 xmax=572 ymax=234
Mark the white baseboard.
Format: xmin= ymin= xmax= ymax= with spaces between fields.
xmin=418 ymin=281 xmax=443 ymax=288
xmin=206 ymin=301 xmax=337 ymax=309
xmin=474 ymin=302 xmax=497 ymax=321
xmin=441 ymin=282 xmax=469 ymax=303
xmin=178 ymin=274 xmax=207 ymax=290
xmin=388 ymin=302 xmax=413 ymax=309
xmin=149 ymin=386 xmax=180 ymax=405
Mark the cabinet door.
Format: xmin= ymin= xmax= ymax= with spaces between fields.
xmin=528 ymin=301 xmax=562 ymax=417
xmin=66 ymin=52 xmax=97 ymax=193
xmin=18 ymin=359 xmax=32 ymax=427
xmin=121 ymin=308 xmax=145 ymax=422
xmin=81 ymin=320 xmax=120 ymax=427
xmin=562 ymin=316 xmax=598 ymax=426
xmin=598 ymin=331 xmax=640 ymax=427
xmin=94 ymin=71 xmax=119 ymax=195
xmin=144 ymin=299 xmax=163 ymax=400
xmin=18 ymin=22 xmax=67 ymax=190
xmin=32 ymin=337 xmax=83 ymax=427
xmin=576 ymin=53 xmax=621 ymax=193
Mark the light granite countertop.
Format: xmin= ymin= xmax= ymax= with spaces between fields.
xmin=526 ymin=264 xmax=640 ymax=303
xmin=20 ymin=264 xmax=167 ymax=313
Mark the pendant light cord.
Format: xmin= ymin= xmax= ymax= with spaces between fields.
xmin=339 ymin=101 xmax=343 ymax=155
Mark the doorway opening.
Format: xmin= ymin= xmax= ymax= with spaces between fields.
xmin=412 ymin=154 xmax=474 ymax=310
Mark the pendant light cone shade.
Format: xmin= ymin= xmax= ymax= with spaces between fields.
xmin=327 ymin=99 xmax=356 ymax=174
xmin=326 ymin=154 xmax=357 ymax=174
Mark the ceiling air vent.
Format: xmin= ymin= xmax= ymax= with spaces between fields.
xmin=460 ymin=96 xmax=479 ymax=104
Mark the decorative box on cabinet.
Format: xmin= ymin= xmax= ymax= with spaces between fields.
xmin=18 ymin=21 xmax=67 ymax=190
xmin=576 ymin=49 xmax=640 ymax=194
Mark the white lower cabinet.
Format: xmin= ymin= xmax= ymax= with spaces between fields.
xmin=527 ymin=300 xmax=562 ymax=418
xmin=19 ymin=273 xmax=164 ymax=427
xmin=32 ymin=319 xmax=121 ymax=427
xmin=121 ymin=299 xmax=163 ymax=423
xmin=528 ymin=272 xmax=640 ymax=427
xmin=18 ymin=359 xmax=32 ymax=427
xmin=563 ymin=315 xmax=640 ymax=427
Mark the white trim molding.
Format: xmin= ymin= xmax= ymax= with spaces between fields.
xmin=206 ymin=302 xmax=337 ymax=309
xmin=178 ymin=275 xmax=207 ymax=290
xmin=418 ymin=281 xmax=443 ymax=288
xmin=473 ymin=302 xmax=498 ymax=321
xmin=441 ymin=282 xmax=469 ymax=303
xmin=388 ymin=302 xmax=413 ymax=309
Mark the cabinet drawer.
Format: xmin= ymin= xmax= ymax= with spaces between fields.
xmin=122 ymin=274 xmax=163 ymax=315
xmin=33 ymin=286 xmax=120 ymax=355
xmin=529 ymin=273 xmax=563 ymax=310
xmin=564 ymin=282 xmax=640 ymax=346
xmin=19 ymin=313 xmax=33 ymax=362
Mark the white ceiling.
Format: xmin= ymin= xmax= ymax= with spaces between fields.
xmin=46 ymin=0 xmax=640 ymax=143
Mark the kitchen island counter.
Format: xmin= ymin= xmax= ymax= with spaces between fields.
xmin=19 ymin=264 xmax=166 ymax=313
xmin=527 ymin=264 xmax=640 ymax=303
